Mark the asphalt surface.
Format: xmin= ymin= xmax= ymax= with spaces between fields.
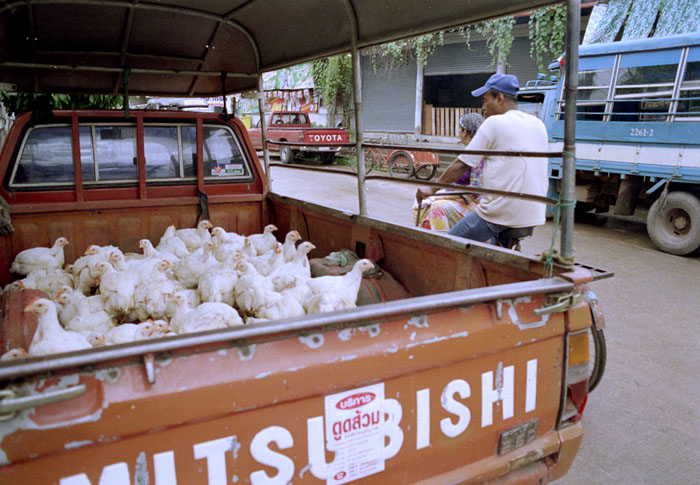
xmin=269 ymin=163 xmax=700 ymax=485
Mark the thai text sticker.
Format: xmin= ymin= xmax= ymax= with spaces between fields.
xmin=324 ymin=383 xmax=385 ymax=484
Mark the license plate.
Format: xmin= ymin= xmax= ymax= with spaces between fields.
xmin=498 ymin=418 xmax=539 ymax=455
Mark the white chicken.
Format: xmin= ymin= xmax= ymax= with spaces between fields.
xmin=64 ymin=304 xmax=115 ymax=337
xmin=234 ymin=260 xmax=274 ymax=317
xmin=132 ymin=260 xmax=176 ymax=321
xmin=249 ymin=224 xmax=278 ymax=255
xmin=282 ymin=230 xmax=301 ymax=262
xmin=169 ymin=293 xmax=244 ymax=334
xmin=175 ymin=219 xmax=213 ymax=252
xmin=156 ymin=225 xmax=189 ymax=258
xmin=270 ymin=241 xmax=315 ymax=292
xmin=174 ymin=241 xmax=218 ymax=289
xmin=305 ymin=292 xmax=356 ymax=315
xmin=139 ymin=238 xmax=179 ymax=268
xmin=250 ymin=288 xmax=305 ymax=321
xmin=249 ymin=242 xmax=284 ymax=276
xmin=164 ymin=287 xmax=200 ymax=320
xmin=215 ymin=237 xmax=255 ymax=262
xmin=17 ymin=267 xmax=74 ymax=299
xmin=25 ymin=298 xmax=92 ymax=356
xmin=10 ymin=237 xmax=69 ymax=275
xmin=94 ymin=320 xmax=159 ymax=345
xmin=198 ymin=255 xmax=239 ymax=306
xmin=71 ymin=245 xmax=110 ymax=295
xmin=212 ymin=226 xmax=246 ymax=248
xmin=94 ymin=261 xmax=138 ymax=319
xmin=55 ymin=286 xmax=108 ymax=327
xmin=0 ymin=348 xmax=28 ymax=361
xmin=305 ymin=258 xmax=374 ymax=309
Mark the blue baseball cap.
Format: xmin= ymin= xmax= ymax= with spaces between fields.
xmin=471 ymin=73 xmax=519 ymax=97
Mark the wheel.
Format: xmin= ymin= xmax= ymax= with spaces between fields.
xmin=387 ymin=151 xmax=414 ymax=179
xmin=279 ymin=145 xmax=296 ymax=164
xmin=363 ymin=149 xmax=378 ymax=175
xmin=647 ymin=191 xmax=700 ymax=255
xmin=587 ymin=326 xmax=606 ymax=392
xmin=414 ymin=163 xmax=438 ymax=181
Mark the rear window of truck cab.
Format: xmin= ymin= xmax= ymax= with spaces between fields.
xmin=8 ymin=119 xmax=253 ymax=189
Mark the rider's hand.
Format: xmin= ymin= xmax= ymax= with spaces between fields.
xmin=416 ymin=186 xmax=437 ymax=204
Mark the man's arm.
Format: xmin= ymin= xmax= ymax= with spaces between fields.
xmin=416 ymin=158 xmax=469 ymax=202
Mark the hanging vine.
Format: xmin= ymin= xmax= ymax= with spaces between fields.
xmin=529 ymin=5 xmax=567 ymax=73
xmin=474 ymin=16 xmax=516 ymax=67
xmin=369 ymin=32 xmax=444 ymax=71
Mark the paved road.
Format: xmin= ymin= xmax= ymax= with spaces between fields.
xmin=270 ymin=164 xmax=700 ymax=485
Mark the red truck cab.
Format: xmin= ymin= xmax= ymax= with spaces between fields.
xmin=248 ymin=111 xmax=349 ymax=164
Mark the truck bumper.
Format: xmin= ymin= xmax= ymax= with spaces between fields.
xmin=415 ymin=423 xmax=583 ymax=484
xmin=298 ymin=145 xmax=341 ymax=153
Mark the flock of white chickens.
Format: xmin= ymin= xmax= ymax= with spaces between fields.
xmin=1 ymin=221 xmax=374 ymax=360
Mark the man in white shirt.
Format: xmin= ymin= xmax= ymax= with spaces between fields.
xmin=416 ymin=73 xmax=549 ymax=244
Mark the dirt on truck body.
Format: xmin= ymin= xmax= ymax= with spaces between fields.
xmin=0 ymin=1 xmax=608 ymax=483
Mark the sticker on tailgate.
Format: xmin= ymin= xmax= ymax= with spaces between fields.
xmin=324 ymin=383 xmax=385 ymax=484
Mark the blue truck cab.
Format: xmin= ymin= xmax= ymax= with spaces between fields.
xmin=520 ymin=32 xmax=700 ymax=255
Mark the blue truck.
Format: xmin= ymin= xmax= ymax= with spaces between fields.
xmin=519 ymin=32 xmax=700 ymax=255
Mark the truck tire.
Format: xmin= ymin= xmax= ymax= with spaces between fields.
xmin=387 ymin=151 xmax=414 ymax=179
xmin=647 ymin=191 xmax=700 ymax=255
xmin=280 ymin=145 xmax=296 ymax=164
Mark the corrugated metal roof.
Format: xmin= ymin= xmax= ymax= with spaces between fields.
xmin=0 ymin=0 xmax=562 ymax=96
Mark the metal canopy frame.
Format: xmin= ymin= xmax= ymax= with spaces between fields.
xmin=0 ymin=0 xmax=578 ymax=258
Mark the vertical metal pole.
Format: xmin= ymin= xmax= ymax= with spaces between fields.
xmin=258 ymin=75 xmax=271 ymax=190
xmin=561 ymin=0 xmax=580 ymax=261
xmin=414 ymin=58 xmax=424 ymax=136
xmin=344 ymin=0 xmax=367 ymax=216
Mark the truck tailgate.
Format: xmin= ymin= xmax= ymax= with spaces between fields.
xmin=0 ymin=278 xmax=581 ymax=484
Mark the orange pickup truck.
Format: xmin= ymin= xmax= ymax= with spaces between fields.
xmin=0 ymin=0 xmax=607 ymax=483
xmin=0 ymin=107 xmax=607 ymax=484
xmin=248 ymin=111 xmax=350 ymax=164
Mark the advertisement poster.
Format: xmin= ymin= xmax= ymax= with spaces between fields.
xmin=324 ymin=383 xmax=385 ymax=485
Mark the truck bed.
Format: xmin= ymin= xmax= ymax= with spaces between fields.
xmin=0 ymin=192 xmax=608 ymax=483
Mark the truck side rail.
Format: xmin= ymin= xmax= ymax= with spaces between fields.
xmin=269 ymin=162 xmax=559 ymax=206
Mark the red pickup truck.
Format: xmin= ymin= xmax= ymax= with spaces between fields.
xmin=248 ymin=111 xmax=350 ymax=163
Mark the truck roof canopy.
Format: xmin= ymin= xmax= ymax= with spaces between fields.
xmin=0 ymin=0 xmax=559 ymax=96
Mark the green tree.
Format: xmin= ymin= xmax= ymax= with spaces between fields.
xmin=0 ymin=92 xmax=122 ymax=116
xmin=311 ymin=55 xmax=353 ymax=127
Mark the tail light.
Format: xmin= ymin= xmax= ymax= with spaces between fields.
xmin=558 ymin=329 xmax=589 ymax=426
